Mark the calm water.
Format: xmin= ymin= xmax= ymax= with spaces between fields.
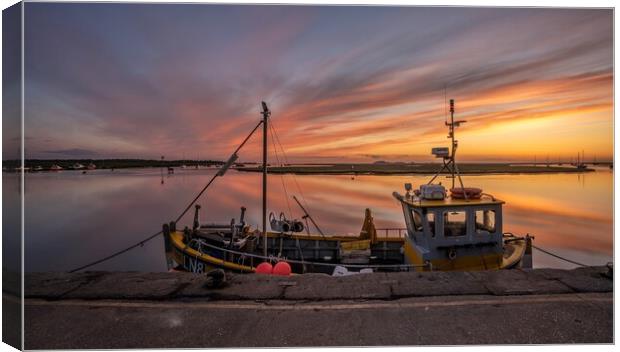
xmin=5 ymin=167 xmax=613 ymax=272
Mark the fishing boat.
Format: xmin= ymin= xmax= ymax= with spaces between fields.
xmin=163 ymin=100 xmax=532 ymax=274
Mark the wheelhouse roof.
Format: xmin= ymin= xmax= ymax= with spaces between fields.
xmin=393 ymin=192 xmax=504 ymax=208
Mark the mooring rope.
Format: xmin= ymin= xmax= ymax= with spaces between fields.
xmin=69 ymin=120 xmax=264 ymax=273
xmin=69 ymin=230 xmax=163 ymax=273
xmin=504 ymin=232 xmax=590 ymax=267
xmin=532 ymin=245 xmax=588 ymax=267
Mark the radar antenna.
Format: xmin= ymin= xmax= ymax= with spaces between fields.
xmin=428 ymin=99 xmax=468 ymax=198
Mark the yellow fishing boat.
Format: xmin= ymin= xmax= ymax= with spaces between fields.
xmin=163 ymin=100 xmax=531 ymax=274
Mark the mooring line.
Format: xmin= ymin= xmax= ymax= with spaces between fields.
xmin=68 ymin=230 xmax=163 ymax=273
xmin=532 ymin=245 xmax=588 ymax=267
xmin=503 ymin=233 xmax=592 ymax=268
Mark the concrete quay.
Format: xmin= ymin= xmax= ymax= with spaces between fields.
xmin=21 ymin=266 xmax=612 ymax=348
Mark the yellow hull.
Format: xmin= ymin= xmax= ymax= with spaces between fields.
xmin=402 ymin=239 xmax=525 ymax=271
xmin=168 ymin=231 xmax=255 ymax=273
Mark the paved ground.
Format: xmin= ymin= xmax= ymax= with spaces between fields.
xmin=20 ymin=266 xmax=613 ymax=349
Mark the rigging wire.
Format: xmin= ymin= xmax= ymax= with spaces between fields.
xmin=268 ymin=121 xmax=293 ymax=219
xmin=268 ymin=116 xmax=321 ymax=231
xmin=68 ymin=120 xmax=264 ymax=273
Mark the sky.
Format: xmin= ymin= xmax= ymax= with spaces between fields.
xmin=11 ymin=4 xmax=614 ymax=162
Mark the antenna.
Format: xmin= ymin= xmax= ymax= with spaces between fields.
xmin=444 ymin=84 xmax=448 ymax=125
xmin=428 ymin=99 xmax=467 ymax=196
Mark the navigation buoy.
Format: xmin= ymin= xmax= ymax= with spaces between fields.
xmin=273 ymin=261 xmax=292 ymax=276
xmin=255 ymin=262 xmax=273 ymax=275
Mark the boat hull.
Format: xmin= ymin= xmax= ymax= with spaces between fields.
xmin=165 ymin=230 xmax=527 ymax=274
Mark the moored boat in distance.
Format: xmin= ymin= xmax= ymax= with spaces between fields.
xmin=49 ymin=164 xmax=63 ymax=171
xmin=14 ymin=166 xmax=31 ymax=172
xmin=164 ymin=100 xmax=532 ymax=275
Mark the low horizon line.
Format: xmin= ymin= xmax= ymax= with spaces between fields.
xmin=4 ymin=158 xmax=614 ymax=164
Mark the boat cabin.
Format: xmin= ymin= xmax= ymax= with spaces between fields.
xmin=393 ymin=185 xmax=505 ymax=271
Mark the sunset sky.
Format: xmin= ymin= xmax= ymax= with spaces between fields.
xmin=16 ymin=4 xmax=613 ymax=162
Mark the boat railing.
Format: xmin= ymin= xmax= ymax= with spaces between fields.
xmin=187 ymin=237 xmax=429 ymax=270
xmin=376 ymin=227 xmax=407 ymax=238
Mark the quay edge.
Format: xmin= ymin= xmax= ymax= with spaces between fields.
xmin=17 ymin=266 xmax=614 ymax=348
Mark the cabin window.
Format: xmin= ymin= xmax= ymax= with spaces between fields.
xmin=475 ymin=210 xmax=496 ymax=233
xmin=426 ymin=212 xmax=436 ymax=237
xmin=411 ymin=210 xmax=423 ymax=232
xmin=444 ymin=210 xmax=467 ymax=237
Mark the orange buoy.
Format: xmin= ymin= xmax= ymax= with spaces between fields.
xmin=255 ymin=262 xmax=273 ymax=275
xmin=450 ymin=187 xmax=482 ymax=199
xmin=272 ymin=261 xmax=292 ymax=276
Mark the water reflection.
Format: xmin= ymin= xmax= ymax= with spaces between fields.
xmin=9 ymin=167 xmax=612 ymax=272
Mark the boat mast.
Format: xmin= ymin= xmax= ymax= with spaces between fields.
xmin=428 ymin=99 xmax=467 ymax=194
xmin=261 ymin=101 xmax=270 ymax=257
xmin=448 ymin=100 xmax=456 ymax=188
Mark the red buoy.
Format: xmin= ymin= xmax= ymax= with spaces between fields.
xmin=255 ymin=262 xmax=273 ymax=275
xmin=272 ymin=261 xmax=292 ymax=276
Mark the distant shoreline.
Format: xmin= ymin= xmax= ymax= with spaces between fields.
xmin=2 ymin=159 xmax=226 ymax=171
xmin=236 ymin=163 xmax=600 ymax=175
xmin=2 ymin=160 xmax=609 ymax=174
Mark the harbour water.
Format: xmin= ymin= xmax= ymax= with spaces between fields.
xmin=6 ymin=167 xmax=612 ymax=272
